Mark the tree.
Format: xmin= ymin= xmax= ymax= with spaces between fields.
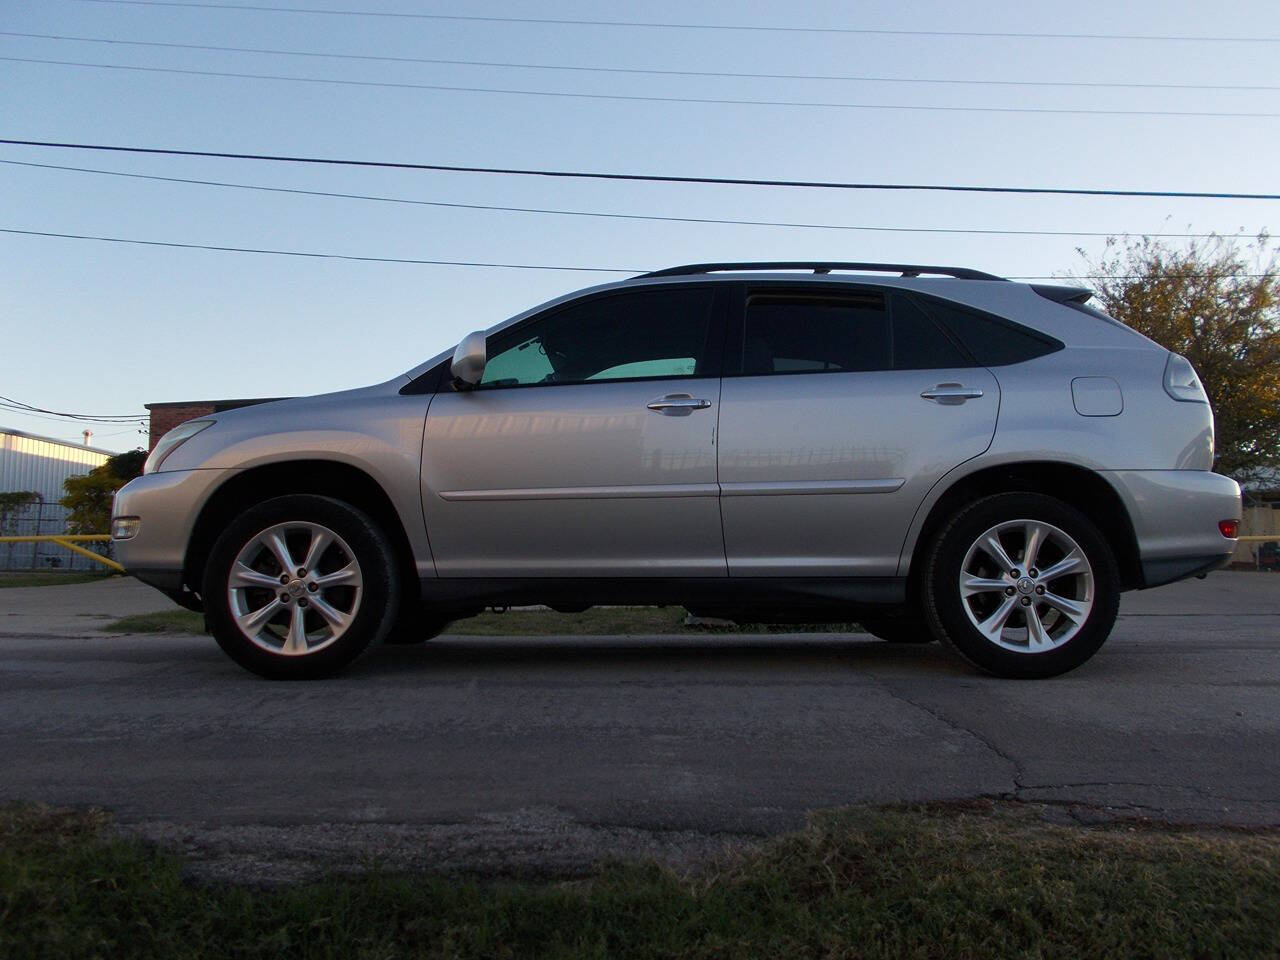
xmin=59 ymin=450 xmax=147 ymax=534
xmin=1078 ymin=235 xmax=1280 ymax=483
xmin=0 ymin=491 xmax=40 ymax=534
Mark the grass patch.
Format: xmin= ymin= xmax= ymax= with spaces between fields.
xmin=102 ymin=610 xmax=205 ymax=634
xmin=0 ymin=572 xmax=114 ymax=589
xmin=100 ymin=607 xmax=862 ymax=636
xmin=2 ymin=802 xmax=1277 ymax=959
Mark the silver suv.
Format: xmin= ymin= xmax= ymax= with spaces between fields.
xmin=112 ymin=262 xmax=1242 ymax=679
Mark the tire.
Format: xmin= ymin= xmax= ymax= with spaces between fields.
xmin=859 ymin=615 xmax=935 ymax=644
xmin=922 ymin=492 xmax=1120 ymax=679
xmin=383 ymin=598 xmax=453 ymax=645
xmin=203 ymin=495 xmax=401 ymax=679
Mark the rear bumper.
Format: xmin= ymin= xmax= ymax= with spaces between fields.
xmin=1102 ymin=469 xmax=1241 ymax=588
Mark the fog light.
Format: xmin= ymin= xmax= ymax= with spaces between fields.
xmin=1218 ymin=519 xmax=1240 ymax=539
xmin=111 ymin=516 xmax=141 ymax=540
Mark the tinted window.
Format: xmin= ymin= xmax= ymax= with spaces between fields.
xmin=479 ymin=287 xmax=714 ymax=388
xmin=919 ymin=297 xmax=1061 ymax=366
xmin=740 ymin=290 xmax=972 ymax=375
xmin=743 ymin=292 xmax=890 ymax=374
xmin=891 ymin=295 xmax=972 ymax=369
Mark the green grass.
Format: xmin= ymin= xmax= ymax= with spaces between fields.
xmin=0 ymin=572 xmax=115 ymax=589
xmin=100 ymin=607 xmax=863 ymax=636
xmin=2 ymin=802 xmax=1278 ymax=959
xmin=102 ymin=610 xmax=206 ymax=633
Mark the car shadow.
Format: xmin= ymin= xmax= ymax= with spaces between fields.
xmin=350 ymin=634 xmax=971 ymax=677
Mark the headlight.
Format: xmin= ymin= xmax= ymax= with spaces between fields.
xmin=1163 ymin=353 xmax=1207 ymax=403
xmin=144 ymin=419 xmax=214 ymax=474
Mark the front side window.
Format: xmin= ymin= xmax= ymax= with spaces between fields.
xmin=479 ymin=287 xmax=715 ymax=388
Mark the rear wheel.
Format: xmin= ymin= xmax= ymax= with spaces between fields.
xmin=203 ymin=495 xmax=400 ymax=679
xmin=923 ymin=493 xmax=1119 ymax=678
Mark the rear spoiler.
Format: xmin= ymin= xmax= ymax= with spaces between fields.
xmin=1031 ymin=283 xmax=1094 ymax=306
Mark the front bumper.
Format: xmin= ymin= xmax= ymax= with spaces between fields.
xmin=1102 ymin=469 xmax=1242 ymax=588
xmin=111 ymin=468 xmax=233 ymax=593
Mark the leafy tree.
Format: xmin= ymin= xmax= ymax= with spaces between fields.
xmin=0 ymin=491 xmax=40 ymax=534
xmin=59 ymin=450 xmax=146 ymax=534
xmin=1078 ymin=234 xmax=1280 ymax=482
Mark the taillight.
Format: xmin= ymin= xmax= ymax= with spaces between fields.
xmin=1219 ymin=519 xmax=1240 ymax=539
xmin=1163 ymin=353 xmax=1208 ymax=403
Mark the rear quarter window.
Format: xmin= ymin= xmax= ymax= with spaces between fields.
xmin=913 ymin=295 xmax=1063 ymax=366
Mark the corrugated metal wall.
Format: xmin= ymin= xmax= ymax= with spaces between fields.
xmin=0 ymin=430 xmax=112 ymax=570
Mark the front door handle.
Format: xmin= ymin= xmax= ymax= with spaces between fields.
xmin=920 ymin=383 xmax=984 ymax=405
xmin=647 ymin=394 xmax=713 ymax=415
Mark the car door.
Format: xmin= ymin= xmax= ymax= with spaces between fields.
xmin=422 ymin=284 xmax=729 ymax=577
xmin=717 ymin=283 xmax=1000 ymax=577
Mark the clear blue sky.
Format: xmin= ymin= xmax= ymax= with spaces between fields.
xmin=3 ymin=0 xmax=1276 ymax=451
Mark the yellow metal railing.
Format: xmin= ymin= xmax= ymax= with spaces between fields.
xmin=0 ymin=535 xmax=124 ymax=573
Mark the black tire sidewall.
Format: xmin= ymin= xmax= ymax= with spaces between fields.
xmin=203 ymin=495 xmax=400 ymax=679
xmin=383 ymin=597 xmax=452 ymax=645
xmin=924 ymin=492 xmax=1120 ymax=679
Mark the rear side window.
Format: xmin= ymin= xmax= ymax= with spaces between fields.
xmin=916 ymin=296 xmax=1062 ymax=366
xmin=740 ymin=290 xmax=971 ymax=374
xmin=744 ymin=292 xmax=890 ymax=374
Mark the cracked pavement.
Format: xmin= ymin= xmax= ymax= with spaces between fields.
xmin=1 ymin=573 xmax=1277 ymax=878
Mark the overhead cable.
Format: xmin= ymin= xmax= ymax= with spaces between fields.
xmin=3 ymin=32 xmax=1275 ymax=91
xmin=2 ymin=227 xmax=1271 ymax=280
xmin=3 ymin=139 xmax=1278 ymax=201
xmin=70 ymin=1 xmax=1280 ymax=42
xmin=0 ymin=160 xmax=1249 ymax=240
xmin=5 ymin=57 xmax=1278 ymax=118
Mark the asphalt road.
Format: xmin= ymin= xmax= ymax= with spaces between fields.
xmin=1 ymin=574 xmax=1277 ymax=878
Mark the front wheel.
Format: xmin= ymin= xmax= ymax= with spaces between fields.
xmin=923 ymin=493 xmax=1120 ymax=678
xmin=203 ymin=495 xmax=400 ymax=679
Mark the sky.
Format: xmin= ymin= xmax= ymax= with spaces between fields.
xmin=2 ymin=0 xmax=1277 ymax=452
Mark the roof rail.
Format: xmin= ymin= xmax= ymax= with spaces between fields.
xmin=639 ymin=261 xmax=1005 ymax=281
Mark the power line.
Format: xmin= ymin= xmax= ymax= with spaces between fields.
xmin=3 ymin=227 xmax=1270 ymax=281
xmin=4 ymin=139 xmax=1278 ymax=201
xmin=5 ymin=31 xmax=1276 ymax=92
xmin=0 ymin=228 xmax=642 ymax=272
xmin=7 ymin=57 xmax=1279 ymax=119
xmin=0 ymin=395 xmax=145 ymax=422
xmin=70 ymin=1 xmax=1280 ymax=43
xmin=0 ymin=160 xmax=1250 ymax=241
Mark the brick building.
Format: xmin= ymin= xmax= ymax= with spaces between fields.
xmin=146 ymin=399 xmax=285 ymax=450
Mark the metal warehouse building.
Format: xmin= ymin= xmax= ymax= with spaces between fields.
xmin=0 ymin=428 xmax=113 ymax=570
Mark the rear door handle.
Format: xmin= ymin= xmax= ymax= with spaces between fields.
xmin=920 ymin=383 xmax=984 ymax=405
xmin=647 ymin=394 xmax=713 ymax=415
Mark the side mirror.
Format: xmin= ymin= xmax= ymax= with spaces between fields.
xmin=450 ymin=330 xmax=487 ymax=389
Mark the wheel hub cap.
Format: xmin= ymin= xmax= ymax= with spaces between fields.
xmin=226 ymin=520 xmax=363 ymax=657
xmin=958 ymin=518 xmax=1095 ymax=654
